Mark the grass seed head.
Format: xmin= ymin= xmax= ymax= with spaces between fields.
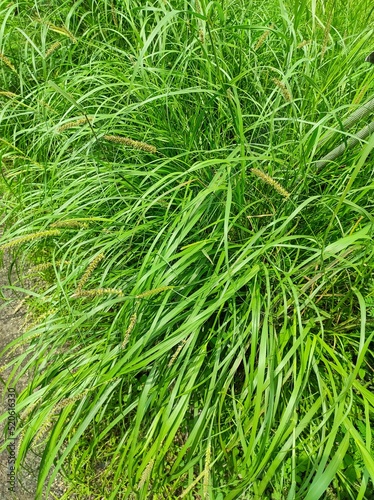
xmin=136 ymin=286 xmax=173 ymax=299
xmin=297 ymin=40 xmax=310 ymax=49
xmin=203 ymin=444 xmax=211 ymax=499
xmin=103 ymin=135 xmax=157 ymax=153
xmin=0 ymin=52 xmax=17 ymax=73
xmin=37 ymin=18 xmax=77 ymax=43
xmin=71 ymin=288 xmax=123 ymax=298
xmin=58 ymin=117 xmax=93 ymax=132
xmin=254 ymin=24 xmax=274 ymax=50
xmin=251 ymin=168 xmax=290 ymax=198
xmin=50 ymin=219 xmax=89 ymax=229
xmin=111 ymin=1 xmax=118 ymax=27
xmin=45 ymin=41 xmax=61 ymax=58
xmin=0 ymin=229 xmax=61 ymax=250
xmin=22 ymin=308 xmax=57 ymax=333
xmin=20 ymin=401 xmax=39 ymax=421
xmin=34 ymin=390 xmax=90 ymax=444
xmin=122 ymin=313 xmax=137 ymax=348
xmin=0 ymin=90 xmax=17 ymax=98
xmin=54 ymin=389 xmax=91 ymax=413
xmin=272 ymin=78 xmax=292 ymax=102
xmin=34 ymin=416 xmax=54 ymax=444
xmin=352 ymin=84 xmax=369 ymax=105
xmin=168 ymin=339 xmax=187 ymax=367
xmin=179 ymin=469 xmax=206 ymax=498
xmin=137 ymin=459 xmax=154 ymax=490
xmin=321 ymin=10 xmax=333 ymax=60
xmin=75 ymin=252 xmax=105 ymax=293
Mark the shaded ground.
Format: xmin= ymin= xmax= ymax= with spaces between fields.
xmin=0 ymin=242 xmax=67 ymax=499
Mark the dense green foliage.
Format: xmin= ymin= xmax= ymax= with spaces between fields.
xmin=1 ymin=0 xmax=374 ymax=498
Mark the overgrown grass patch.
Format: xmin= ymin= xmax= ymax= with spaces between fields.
xmin=1 ymin=0 xmax=374 ymax=498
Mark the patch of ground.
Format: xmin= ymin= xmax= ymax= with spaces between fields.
xmin=0 ymin=242 xmax=67 ymax=499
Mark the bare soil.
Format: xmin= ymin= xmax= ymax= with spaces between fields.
xmin=0 ymin=244 xmax=67 ymax=499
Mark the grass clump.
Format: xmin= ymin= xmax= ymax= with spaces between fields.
xmin=0 ymin=0 xmax=374 ymax=499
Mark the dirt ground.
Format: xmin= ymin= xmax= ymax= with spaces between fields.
xmin=0 ymin=243 xmax=67 ymax=499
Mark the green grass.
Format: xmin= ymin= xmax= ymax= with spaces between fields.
xmin=0 ymin=0 xmax=374 ymax=498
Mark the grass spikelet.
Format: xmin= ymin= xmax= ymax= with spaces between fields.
xmin=136 ymin=286 xmax=174 ymax=299
xmin=103 ymin=135 xmax=157 ymax=153
xmin=272 ymin=78 xmax=292 ymax=102
xmin=168 ymin=339 xmax=187 ymax=367
xmin=0 ymin=90 xmax=17 ymax=98
xmin=321 ymin=9 xmax=334 ymax=60
xmin=20 ymin=400 xmax=39 ymax=422
xmin=29 ymin=308 xmax=57 ymax=327
xmin=71 ymin=288 xmax=123 ymax=298
xmin=22 ymin=324 xmax=54 ymax=346
xmin=0 ymin=52 xmax=17 ymax=73
xmin=111 ymin=1 xmax=118 ymax=27
xmin=297 ymin=40 xmax=309 ymax=49
xmin=75 ymin=253 xmax=104 ymax=292
xmin=0 ymin=361 xmax=14 ymax=375
xmin=179 ymin=469 xmax=206 ymax=498
xmin=251 ymin=168 xmax=290 ymax=198
xmin=57 ymin=117 xmax=93 ymax=132
xmin=45 ymin=41 xmax=61 ymax=58
xmin=137 ymin=459 xmax=154 ymax=490
xmin=0 ymin=229 xmax=61 ymax=250
xmin=352 ymin=84 xmax=369 ymax=105
xmin=38 ymin=19 xmax=77 ymax=43
xmin=28 ymin=261 xmax=71 ymax=273
xmin=54 ymin=389 xmax=91 ymax=413
xmin=254 ymin=24 xmax=274 ymax=50
xmin=34 ymin=416 xmax=54 ymax=445
xmin=22 ymin=308 xmax=57 ymax=336
xmin=34 ymin=389 xmax=91 ymax=444
xmin=50 ymin=219 xmax=89 ymax=229
xmin=199 ymin=29 xmax=205 ymax=44
xmin=203 ymin=443 xmax=211 ymax=499
xmin=122 ymin=313 xmax=137 ymax=348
